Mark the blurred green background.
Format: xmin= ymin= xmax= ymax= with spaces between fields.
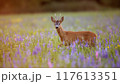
xmin=0 ymin=0 xmax=120 ymax=14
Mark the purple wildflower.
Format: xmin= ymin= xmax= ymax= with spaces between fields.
xmin=17 ymin=47 xmax=20 ymax=54
xmin=109 ymin=35 xmax=111 ymax=39
xmin=105 ymin=39 xmax=108 ymax=47
xmin=98 ymin=57 xmax=101 ymax=65
xmin=83 ymin=60 xmax=86 ymax=68
xmin=48 ymin=32 xmax=50 ymax=35
xmin=71 ymin=60 xmax=76 ymax=67
xmin=99 ymin=42 xmax=101 ymax=47
xmin=6 ymin=36 xmax=9 ymax=41
xmin=35 ymin=46 xmax=41 ymax=52
xmin=108 ymin=59 xmax=111 ymax=64
xmin=40 ymin=33 xmax=43 ymax=39
xmin=19 ymin=36 xmax=24 ymax=41
xmin=51 ymin=43 xmax=53 ymax=48
xmin=111 ymin=57 xmax=114 ymax=61
xmin=26 ymin=49 xmax=31 ymax=56
xmin=105 ymin=64 xmax=108 ymax=68
xmin=87 ymin=57 xmax=90 ymax=66
xmin=3 ymin=51 xmax=5 ymax=58
xmin=65 ymin=53 xmax=70 ymax=64
xmin=71 ymin=49 xmax=74 ymax=57
xmin=23 ymin=58 xmax=26 ymax=64
xmin=43 ymin=43 xmax=46 ymax=47
xmin=48 ymin=50 xmax=50 ymax=55
xmin=48 ymin=59 xmax=53 ymax=68
xmin=19 ymin=53 xmax=22 ymax=58
xmin=85 ymin=42 xmax=88 ymax=47
xmin=29 ymin=64 xmax=32 ymax=68
xmin=58 ymin=45 xmax=60 ymax=48
xmin=95 ymin=51 xmax=99 ymax=59
xmin=34 ymin=59 xmax=36 ymax=64
xmin=115 ymin=50 xmax=119 ymax=56
xmin=13 ymin=60 xmax=17 ymax=68
xmin=104 ymin=52 xmax=108 ymax=58
xmin=17 ymin=60 xmax=20 ymax=65
xmin=62 ymin=51 xmax=64 ymax=54
xmin=91 ymin=57 xmax=94 ymax=65
xmin=47 ymin=43 xmax=50 ymax=48
xmin=8 ymin=57 xmax=11 ymax=62
xmin=117 ymin=62 xmax=120 ymax=67
xmin=32 ymin=50 xmax=38 ymax=55
xmin=53 ymin=48 xmax=56 ymax=52
xmin=15 ymin=52 xmax=17 ymax=58
xmin=79 ymin=53 xmax=84 ymax=62
xmin=112 ymin=61 xmax=115 ymax=67
xmin=4 ymin=40 xmax=6 ymax=44
xmin=37 ymin=40 xmax=39 ymax=46
xmin=55 ymin=32 xmax=57 ymax=36
xmin=97 ymin=32 xmax=100 ymax=39
xmin=14 ymin=37 xmax=17 ymax=41
xmin=72 ymin=42 xmax=76 ymax=48
xmin=77 ymin=59 xmax=81 ymax=67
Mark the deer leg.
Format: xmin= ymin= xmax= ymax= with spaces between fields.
xmin=59 ymin=43 xmax=63 ymax=47
xmin=59 ymin=43 xmax=69 ymax=47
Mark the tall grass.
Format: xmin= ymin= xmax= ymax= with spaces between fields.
xmin=0 ymin=11 xmax=120 ymax=68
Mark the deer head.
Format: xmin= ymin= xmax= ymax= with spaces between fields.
xmin=51 ymin=16 xmax=64 ymax=29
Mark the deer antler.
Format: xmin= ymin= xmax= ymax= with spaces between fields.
xmin=54 ymin=13 xmax=57 ymax=20
xmin=59 ymin=13 xmax=61 ymax=20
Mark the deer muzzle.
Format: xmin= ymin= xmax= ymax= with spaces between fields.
xmin=55 ymin=25 xmax=59 ymax=29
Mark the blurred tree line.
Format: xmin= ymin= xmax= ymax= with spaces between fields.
xmin=0 ymin=0 xmax=120 ymax=14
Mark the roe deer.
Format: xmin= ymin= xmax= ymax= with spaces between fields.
xmin=51 ymin=16 xmax=97 ymax=47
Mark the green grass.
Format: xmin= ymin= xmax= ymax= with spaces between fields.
xmin=0 ymin=10 xmax=120 ymax=68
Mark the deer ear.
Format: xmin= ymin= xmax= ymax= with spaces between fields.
xmin=60 ymin=16 xmax=64 ymax=23
xmin=51 ymin=16 xmax=55 ymax=22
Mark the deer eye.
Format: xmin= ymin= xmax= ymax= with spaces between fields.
xmin=55 ymin=22 xmax=60 ymax=25
xmin=58 ymin=22 xmax=60 ymax=25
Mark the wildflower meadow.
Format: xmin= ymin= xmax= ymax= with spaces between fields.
xmin=0 ymin=10 xmax=120 ymax=68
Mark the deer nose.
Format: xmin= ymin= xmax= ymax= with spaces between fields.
xmin=55 ymin=25 xmax=59 ymax=29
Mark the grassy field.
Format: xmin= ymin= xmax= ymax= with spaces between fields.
xmin=0 ymin=10 xmax=120 ymax=68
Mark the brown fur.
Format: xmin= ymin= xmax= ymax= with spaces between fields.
xmin=51 ymin=16 xmax=97 ymax=47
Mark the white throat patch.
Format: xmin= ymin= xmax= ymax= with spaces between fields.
xmin=55 ymin=25 xmax=59 ymax=28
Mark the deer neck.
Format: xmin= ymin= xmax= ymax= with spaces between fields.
xmin=56 ymin=25 xmax=66 ymax=42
